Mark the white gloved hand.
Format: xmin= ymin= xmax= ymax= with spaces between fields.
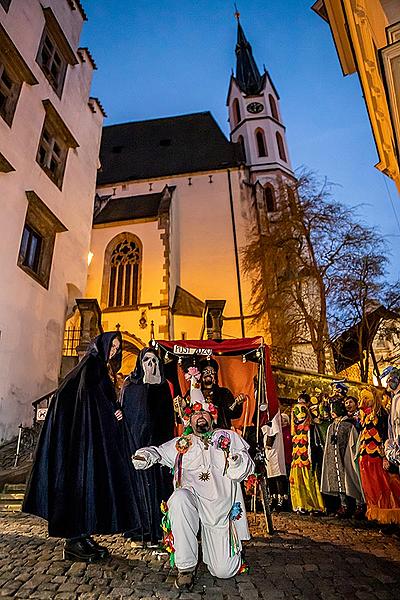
xmin=131 ymin=448 xmax=160 ymax=470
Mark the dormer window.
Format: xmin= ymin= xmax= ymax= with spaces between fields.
xmin=0 ymin=23 xmax=38 ymax=127
xmin=36 ymin=7 xmax=78 ymax=98
xmin=0 ymin=62 xmax=21 ymax=126
xmin=36 ymin=99 xmax=79 ymax=189
xmin=37 ymin=31 xmax=67 ymax=96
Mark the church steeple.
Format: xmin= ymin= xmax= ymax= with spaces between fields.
xmin=227 ymin=16 xmax=294 ymax=184
xmin=235 ymin=21 xmax=264 ymax=95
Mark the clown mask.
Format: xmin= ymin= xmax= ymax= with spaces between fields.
xmin=142 ymin=351 xmax=161 ymax=384
xmin=359 ymin=389 xmax=373 ymax=410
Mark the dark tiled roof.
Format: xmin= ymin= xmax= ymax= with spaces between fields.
xmin=97 ymin=111 xmax=242 ymax=185
xmin=93 ymin=191 xmax=164 ymax=225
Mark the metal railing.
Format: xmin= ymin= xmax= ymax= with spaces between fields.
xmin=62 ymin=326 xmax=81 ymax=356
xmin=13 ymin=389 xmax=56 ymax=468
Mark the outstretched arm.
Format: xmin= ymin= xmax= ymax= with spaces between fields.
xmin=132 ymin=437 xmax=178 ymax=470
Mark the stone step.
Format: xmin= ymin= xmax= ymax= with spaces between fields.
xmin=0 ymin=503 xmax=23 ymax=512
xmin=0 ymin=493 xmax=25 ymax=501
xmin=3 ymin=483 xmax=26 ymax=493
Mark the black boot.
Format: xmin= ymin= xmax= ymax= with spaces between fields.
xmin=84 ymin=536 xmax=110 ymax=559
xmin=63 ymin=537 xmax=99 ymax=562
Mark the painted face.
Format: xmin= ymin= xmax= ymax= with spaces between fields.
xmin=359 ymin=389 xmax=373 ymax=409
xmin=201 ymin=367 xmax=216 ymax=387
xmin=345 ymin=397 xmax=357 ymax=415
xmin=190 ymin=410 xmax=212 ymax=435
xmin=293 ymin=403 xmax=308 ymax=425
xmin=109 ymin=337 xmax=120 ymax=360
xmin=387 ymin=373 xmax=400 ymax=392
xmin=142 ymin=351 xmax=161 ymax=384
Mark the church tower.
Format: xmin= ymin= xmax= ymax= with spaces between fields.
xmin=227 ymin=16 xmax=296 ymax=206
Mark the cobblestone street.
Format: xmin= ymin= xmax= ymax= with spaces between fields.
xmin=0 ymin=512 xmax=399 ymax=600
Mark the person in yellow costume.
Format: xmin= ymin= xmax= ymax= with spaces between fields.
xmin=289 ymin=391 xmax=325 ymax=514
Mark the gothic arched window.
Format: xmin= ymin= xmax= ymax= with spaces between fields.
xmin=106 ymin=235 xmax=141 ymax=308
xmin=269 ymin=94 xmax=279 ymax=120
xmin=264 ymin=184 xmax=276 ymax=212
xmin=276 ymin=131 xmax=287 ymax=162
xmin=233 ymin=98 xmax=241 ymax=126
xmin=237 ymin=135 xmax=246 ymax=162
xmin=255 ymin=128 xmax=267 ymax=157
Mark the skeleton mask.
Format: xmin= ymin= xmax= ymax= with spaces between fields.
xmin=142 ymin=351 xmax=161 ymax=384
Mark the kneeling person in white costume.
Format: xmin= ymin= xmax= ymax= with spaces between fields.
xmin=132 ymin=371 xmax=254 ymax=590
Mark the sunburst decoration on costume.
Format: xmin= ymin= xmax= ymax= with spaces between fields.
xmin=199 ymin=471 xmax=211 ymax=481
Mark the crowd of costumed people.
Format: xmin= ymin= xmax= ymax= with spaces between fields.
xmin=261 ymin=372 xmax=400 ymax=526
xmin=21 ymin=331 xmax=400 ymax=591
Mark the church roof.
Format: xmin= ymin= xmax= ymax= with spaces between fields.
xmin=97 ymin=112 xmax=242 ymax=186
xmin=235 ymin=21 xmax=264 ymax=95
xmin=93 ymin=190 xmax=166 ymax=225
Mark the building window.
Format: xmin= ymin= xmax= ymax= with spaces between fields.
xmin=233 ymin=98 xmax=241 ymax=126
xmin=269 ymin=94 xmax=279 ymax=120
xmin=264 ymin=184 xmax=276 ymax=212
xmin=36 ymin=6 xmax=78 ymax=98
xmin=0 ymin=23 xmax=38 ymax=127
xmin=37 ymin=124 xmax=68 ymax=186
xmin=108 ymin=237 xmax=141 ymax=308
xmin=17 ymin=191 xmax=67 ymax=289
xmin=19 ymin=225 xmax=42 ymax=273
xmin=0 ymin=0 xmax=12 ymax=11
xmin=255 ymin=129 xmax=267 ymax=157
xmin=36 ymin=99 xmax=79 ymax=189
xmin=276 ymin=131 xmax=287 ymax=162
xmin=237 ymin=135 xmax=246 ymax=162
xmin=37 ymin=30 xmax=67 ymax=97
xmin=0 ymin=62 xmax=21 ymax=126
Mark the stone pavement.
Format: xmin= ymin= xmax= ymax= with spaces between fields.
xmin=0 ymin=511 xmax=400 ymax=599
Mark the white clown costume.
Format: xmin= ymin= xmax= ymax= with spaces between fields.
xmin=132 ymin=369 xmax=254 ymax=579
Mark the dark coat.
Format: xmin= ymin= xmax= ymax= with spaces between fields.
xmin=121 ymin=347 xmax=174 ymax=542
xmin=203 ymin=385 xmax=242 ymax=430
xmin=23 ymin=332 xmax=150 ymax=539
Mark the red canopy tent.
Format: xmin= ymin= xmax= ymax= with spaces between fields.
xmin=154 ymin=337 xmax=279 ymax=430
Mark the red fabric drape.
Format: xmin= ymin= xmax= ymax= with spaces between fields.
xmin=155 ymin=337 xmax=279 ymax=419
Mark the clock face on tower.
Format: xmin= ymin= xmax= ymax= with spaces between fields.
xmin=247 ymin=102 xmax=264 ymax=114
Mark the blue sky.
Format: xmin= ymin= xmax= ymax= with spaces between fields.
xmin=81 ymin=0 xmax=400 ymax=280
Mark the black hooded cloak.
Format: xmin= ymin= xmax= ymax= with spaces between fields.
xmin=121 ymin=347 xmax=174 ymax=542
xmin=23 ymin=331 xmax=150 ymax=539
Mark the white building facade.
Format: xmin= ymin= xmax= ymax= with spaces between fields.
xmin=0 ymin=0 xmax=104 ymax=441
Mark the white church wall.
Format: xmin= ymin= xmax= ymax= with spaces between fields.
xmin=0 ymin=1 xmax=103 ymax=441
xmin=87 ymin=220 xmax=166 ymax=341
xmin=96 ymin=167 xmax=251 ymax=341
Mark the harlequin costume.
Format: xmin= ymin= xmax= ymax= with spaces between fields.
xmin=358 ymin=388 xmax=400 ymax=525
xmin=132 ymin=369 xmax=254 ymax=581
xmin=289 ymin=393 xmax=324 ymax=513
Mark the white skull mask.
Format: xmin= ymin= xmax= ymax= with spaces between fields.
xmin=142 ymin=351 xmax=161 ymax=384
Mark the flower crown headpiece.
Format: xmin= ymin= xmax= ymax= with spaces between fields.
xmin=182 ymin=367 xmax=218 ymax=422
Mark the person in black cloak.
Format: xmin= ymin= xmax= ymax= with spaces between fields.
xmin=199 ymin=358 xmax=245 ymax=430
xmin=23 ymin=331 xmax=150 ymax=562
xmin=121 ymin=347 xmax=175 ymax=546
